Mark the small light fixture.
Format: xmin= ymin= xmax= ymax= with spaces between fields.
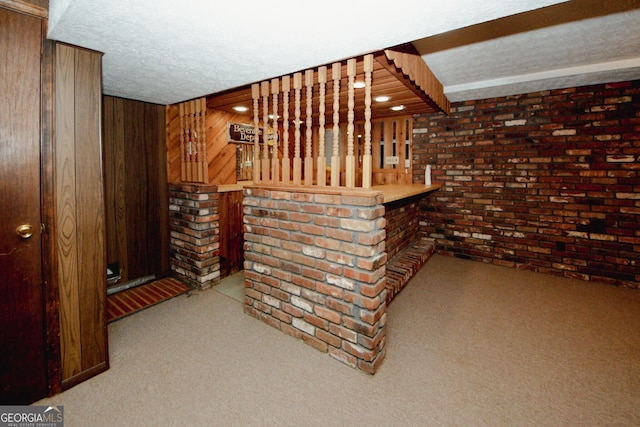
xmin=390 ymin=105 xmax=405 ymax=111
xmin=374 ymin=95 xmax=391 ymax=102
xmin=354 ymin=81 xmax=365 ymax=89
xmin=233 ymin=106 xmax=249 ymax=112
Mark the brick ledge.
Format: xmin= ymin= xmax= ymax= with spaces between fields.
xmin=386 ymin=238 xmax=436 ymax=304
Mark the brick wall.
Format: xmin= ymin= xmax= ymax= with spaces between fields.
xmin=414 ymin=80 xmax=640 ymax=288
xmin=243 ymin=185 xmax=388 ymax=373
xmin=168 ymin=184 xmax=221 ymax=289
xmin=384 ymin=196 xmax=421 ymax=260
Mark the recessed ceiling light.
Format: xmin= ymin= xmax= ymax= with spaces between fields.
xmin=390 ymin=105 xmax=405 ymax=111
xmin=233 ymin=106 xmax=249 ymax=112
xmin=354 ymin=81 xmax=365 ymax=89
xmin=374 ymin=95 xmax=391 ymax=102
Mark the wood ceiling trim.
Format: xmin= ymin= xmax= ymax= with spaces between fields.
xmin=206 ymin=47 xmax=449 ymax=120
xmin=378 ymin=48 xmax=450 ymax=114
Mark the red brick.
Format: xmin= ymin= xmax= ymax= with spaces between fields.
xmin=302 ymin=333 xmax=329 ymax=353
xmin=316 ymin=329 xmax=341 ymax=348
xmin=314 ymin=305 xmax=341 ymax=324
xmin=304 ymin=312 xmax=329 ymax=330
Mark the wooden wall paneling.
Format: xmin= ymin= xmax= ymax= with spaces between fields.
xmin=166 ymin=104 xmax=181 ymax=184
xmin=154 ymin=103 xmax=170 ymax=274
xmin=114 ymin=97 xmax=128 ymax=281
xmin=142 ymin=102 xmax=156 ymax=276
xmin=145 ymin=101 xmax=169 ymax=275
xmin=103 ymin=96 xmax=116 ymax=266
xmin=55 ymin=43 xmax=83 ymax=381
xmin=123 ymin=100 xmax=146 ymax=280
xmin=41 ymin=35 xmax=63 ymax=397
xmin=103 ymin=97 xmax=169 ymax=284
xmin=103 ymin=96 xmax=129 ymax=283
xmin=168 ymin=107 xmax=252 ymax=186
xmin=73 ymin=47 xmax=106 ymax=372
xmin=206 ymin=110 xmax=238 ymax=185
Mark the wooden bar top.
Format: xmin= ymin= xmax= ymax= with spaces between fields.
xmin=217 ymin=181 xmax=441 ymax=202
xmin=372 ymin=183 xmax=441 ymax=203
xmin=217 ymin=181 xmax=252 ymax=192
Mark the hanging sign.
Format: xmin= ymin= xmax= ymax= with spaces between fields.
xmin=228 ymin=122 xmax=277 ymax=145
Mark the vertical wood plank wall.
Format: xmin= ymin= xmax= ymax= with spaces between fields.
xmin=55 ymin=43 xmax=108 ymax=388
xmin=103 ymin=96 xmax=169 ymax=284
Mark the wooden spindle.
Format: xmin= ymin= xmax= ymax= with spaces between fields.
xmin=187 ymin=101 xmax=194 ymax=181
xmin=363 ymin=54 xmax=373 ymax=189
xmin=281 ymin=76 xmax=291 ymax=184
xmin=293 ymin=72 xmax=302 ymax=185
xmin=200 ymin=98 xmax=208 ymax=183
xmin=316 ymin=66 xmax=327 ymax=186
xmin=194 ymin=100 xmax=203 ymax=183
xmin=304 ymin=69 xmax=313 ymax=186
xmin=331 ymin=62 xmax=341 ymax=187
xmin=271 ymin=78 xmax=279 ymax=184
xmin=345 ymin=58 xmax=356 ymax=188
xmin=252 ymin=83 xmax=260 ymax=183
xmin=179 ymin=102 xmax=186 ymax=182
xmin=261 ymin=81 xmax=270 ymax=183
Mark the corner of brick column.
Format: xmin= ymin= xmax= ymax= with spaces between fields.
xmin=243 ymin=185 xmax=388 ymax=374
xmin=168 ymin=183 xmax=220 ymax=290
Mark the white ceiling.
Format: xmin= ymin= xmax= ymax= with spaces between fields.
xmin=47 ymin=0 xmax=640 ymax=105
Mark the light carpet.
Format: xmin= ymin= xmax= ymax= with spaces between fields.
xmin=37 ymin=255 xmax=640 ymax=426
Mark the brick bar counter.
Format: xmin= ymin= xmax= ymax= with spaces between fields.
xmin=243 ymin=185 xmax=388 ymax=374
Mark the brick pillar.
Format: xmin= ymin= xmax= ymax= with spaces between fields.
xmin=168 ymin=183 xmax=220 ymax=290
xmin=243 ymin=185 xmax=388 ymax=374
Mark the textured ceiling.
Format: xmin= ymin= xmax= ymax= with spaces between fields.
xmin=417 ymin=0 xmax=640 ymax=101
xmin=47 ymin=0 xmax=640 ymax=105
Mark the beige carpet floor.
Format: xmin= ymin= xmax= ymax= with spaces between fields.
xmin=37 ymin=255 xmax=640 ymax=426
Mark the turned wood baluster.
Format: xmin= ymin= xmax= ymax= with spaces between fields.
xmin=346 ymin=58 xmax=356 ymax=188
xmin=316 ymin=66 xmax=327 ymax=186
xmin=188 ymin=101 xmax=195 ymax=181
xmin=331 ymin=62 xmax=340 ymax=187
xmin=293 ymin=72 xmax=302 ymax=185
xmin=194 ymin=100 xmax=203 ymax=183
xmin=200 ymin=98 xmax=208 ymax=183
xmin=252 ymin=83 xmax=260 ymax=183
xmin=304 ymin=69 xmax=314 ymax=186
xmin=362 ymin=54 xmax=373 ymax=189
xmin=271 ymin=78 xmax=279 ymax=184
xmin=281 ymin=76 xmax=291 ymax=184
xmin=179 ymin=102 xmax=186 ymax=182
xmin=261 ymin=81 xmax=270 ymax=182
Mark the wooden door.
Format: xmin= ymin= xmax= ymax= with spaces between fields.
xmin=0 ymin=7 xmax=47 ymax=404
xmin=219 ymin=191 xmax=244 ymax=278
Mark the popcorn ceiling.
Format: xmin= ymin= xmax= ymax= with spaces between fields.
xmin=47 ymin=0 xmax=566 ymax=105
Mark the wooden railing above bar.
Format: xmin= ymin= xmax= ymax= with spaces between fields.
xmin=250 ymin=51 xmax=447 ymax=189
xmin=250 ymin=55 xmax=374 ymax=189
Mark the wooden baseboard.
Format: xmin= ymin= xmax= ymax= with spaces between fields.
xmin=61 ymin=362 xmax=109 ymax=392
